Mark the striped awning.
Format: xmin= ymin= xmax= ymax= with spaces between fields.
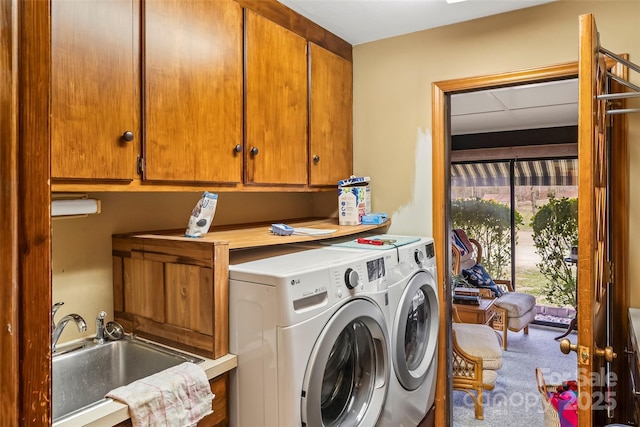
xmin=451 ymin=159 xmax=578 ymax=187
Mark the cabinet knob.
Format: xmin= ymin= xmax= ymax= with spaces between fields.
xmin=121 ymin=131 xmax=134 ymax=142
xmin=250 ymin=147 xmax=259 ymax=156
xmin=313 ymin=155 xmax=320 ymax=163
xmin=234 ymin=144 xmax=242 ymax=153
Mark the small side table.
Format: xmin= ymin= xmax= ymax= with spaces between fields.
xmin=453 ymin=298 xmax=497 ymax=326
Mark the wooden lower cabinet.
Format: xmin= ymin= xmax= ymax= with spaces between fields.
xmin=113 ymin=373 xmax=229 ymax=427
xmin=198 ymin=373 xmax=229 ymax=427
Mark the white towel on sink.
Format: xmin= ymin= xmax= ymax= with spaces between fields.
xmin=106 ymin=362 xmax=214 ymax=427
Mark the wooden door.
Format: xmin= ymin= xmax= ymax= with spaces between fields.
xmin=309 ymin=42 xmax=353 ymax=186
xmin=144 ymin=0 xmax=243 ymax=183
xmin=573 ymin=13 xmax=620 ymax=426
xmin=51 ymin=0 xmax=138 ymax=181
xmin=244 ymin=10 xmax=308 ymax=185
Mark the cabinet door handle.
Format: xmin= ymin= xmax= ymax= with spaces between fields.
xmin=313 ymin=155 xmax=320 ymax=163
xmin=121 ymin=131 xmax=134 ymax=142
xmin=250 ymin=147 xmax=259 ymax=156
xmin=234 ymin=144 xmax=242 ymax=153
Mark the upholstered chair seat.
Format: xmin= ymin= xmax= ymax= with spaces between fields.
xmin=452 ymin=319 xmax=503 ymax=419
xmin=452 ymin=228 xmax=538 ymax=350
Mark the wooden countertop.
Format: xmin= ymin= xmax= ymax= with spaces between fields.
xmin=117 ymin=217 xmax=391 ymax=250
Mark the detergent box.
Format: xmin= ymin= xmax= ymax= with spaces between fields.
xmin=338 ymin=176 xmax=371 ymax=225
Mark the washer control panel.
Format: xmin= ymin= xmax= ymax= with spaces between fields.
xmin=330 ymin=252 xmax=394 ymax=299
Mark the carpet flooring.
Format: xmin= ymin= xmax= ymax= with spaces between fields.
xmin=452 ymin=324 xmax=577 ymax=426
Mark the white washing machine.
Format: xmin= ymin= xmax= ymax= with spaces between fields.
xmin=365 ymin=236 xmax=439 ymax=427
xmin=228 ymin=245 xmax=396 ymax=427
xmin=319 ymin=235 xmax=439 ymax=427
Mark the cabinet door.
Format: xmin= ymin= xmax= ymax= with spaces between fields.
xmin=245 ymin=10 xmax=308 ymax=185
xmin=309 ymin=43 xmax=353 ymax=186
xmin=144 ymin=0 xmax=243 ymax=183
xmin=51 ymin=0 xmax=138 ymax=180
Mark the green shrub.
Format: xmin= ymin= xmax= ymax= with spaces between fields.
xmin=451 ymin=198 xmax=522 ymax=279
xmin=530 ymin=196 xmax=578 ymax=308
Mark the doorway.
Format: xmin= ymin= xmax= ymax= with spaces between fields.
xmin=432 ymin=62 xmax=582 ymax=425
xmin=432 ymin=56 xmax=630 ymax=426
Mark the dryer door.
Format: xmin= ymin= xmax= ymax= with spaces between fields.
xmin=301 ymin=298 xmax=389 ymax=427
xmin=393 ymin=270 xmax=439 ymax=390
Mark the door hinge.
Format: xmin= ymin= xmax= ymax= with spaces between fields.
xmin=604 ymin=261 xmax=614 ymax=284
xmin=137 ymin=155 xmax=145 ymax=176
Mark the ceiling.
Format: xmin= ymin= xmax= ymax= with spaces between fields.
xmin=450 ymin=78 xmax=578 ymax=135
xmin=277 ymin=0 xmax=574 ymax=135
xmin=277 ymin=0 xmax=556 ymax=46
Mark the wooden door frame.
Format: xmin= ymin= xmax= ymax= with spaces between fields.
xmin=0 ymin=1 xmax=20 ymax=422
xmin=431 ymin=61 xmax=629 ymax=425
xmin=1 ymin=0 xmax=52 ymax=424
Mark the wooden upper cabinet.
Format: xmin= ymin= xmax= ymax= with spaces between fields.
xmin=143 ymin=0 xmax=243 ymax=183
xmin=244 ymin=10 xmax=308 ymax=185
xmin=309 ymin=43 xmax=353 ymax=186
xmin=51 ymin=0 xmax=139 ymax=181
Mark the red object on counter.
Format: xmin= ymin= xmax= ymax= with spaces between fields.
xmin=357 ymin=238 xmax=383 ymax=246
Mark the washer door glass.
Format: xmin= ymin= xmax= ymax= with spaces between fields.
xmin=302 ymin=298 xmax=389 ymax=427
xmin=321 ymin=321 xmax=374 ymax=425
xmin=406 ymin=287 xmax=429 ymax=371
xmin=393 ymin=270 xmax=439 ymax=390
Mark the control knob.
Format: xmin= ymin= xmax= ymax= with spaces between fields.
xmin=344 ymin=268 xmax=359 ymax=290
xmin=414 ymin=249 xmax=425 ymax=265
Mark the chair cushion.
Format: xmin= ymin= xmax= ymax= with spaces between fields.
xmin=453 ymin=323 xmax=503 ymax=370
xmin=451 ymin=229 xmax=473 ymax=256
xmin=451 ymin=229 xmax=475 ymax=269
xmin=482 ymin=369 xmax=498 ymax=389
xmin=495 ymin=292 xmax=536 ymax=317
xmin=507 ymin=307 xmax=536 ymax=331
xmin=461 ymin=263 xmax=504 ymax=298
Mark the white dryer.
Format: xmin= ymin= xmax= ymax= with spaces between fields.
xmin=228 ymin=246 xmax=396 ymax=427
xmin=384 ymin=236 xmax=440 ymax=427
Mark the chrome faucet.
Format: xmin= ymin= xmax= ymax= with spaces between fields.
xmin=51 ymin=303 xmax=87 ymax=352
xmin=51 ymin=301 xmax=65 ymax=333
xmin=94 ymin=311 xmax=107 ymax=344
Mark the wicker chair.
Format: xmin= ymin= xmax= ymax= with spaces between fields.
xmin=451 ymin=229 xmax=536 ymax=350
xmin=452 ymin=307 xmax=503 ymax=420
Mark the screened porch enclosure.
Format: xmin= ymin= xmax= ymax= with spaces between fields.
xmin=451 ymin=157 xmax=578 ymax=326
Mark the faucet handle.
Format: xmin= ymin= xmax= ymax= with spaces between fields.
xmin=51 ymin=302 xmax=65 ymax=331
xmin=52 ymin=302 xmax=65 ymax=318
xmin=94 ymin=311 xmax=108 ymax=344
